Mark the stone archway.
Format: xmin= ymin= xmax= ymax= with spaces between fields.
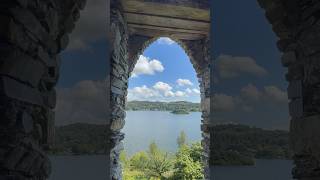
xmin=0 ymin=0 xmax=320 ymax=180
xmin=126 ymin=35 xmax=211 ymax=178
xmin=110 ymin=1 xmax=211 ymax=178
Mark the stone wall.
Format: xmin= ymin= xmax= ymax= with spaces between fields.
xmin=257 ymin=0 xmax=320 ymax=179
xmin=109 ymin=1 xmax=129 ymax=179
xmin=0 ymin=0 xmax=86 ymax=179
xmin=208 ymin=0 xmax=320 ymax=179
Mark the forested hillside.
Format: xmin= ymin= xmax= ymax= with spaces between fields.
xmin=210 ymin=124 xmax=292 ymax=165
xmin=126 ymin=101 xmax=200 ymax=112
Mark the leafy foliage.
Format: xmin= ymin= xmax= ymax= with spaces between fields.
xmin=172 ymin=143 xmax=204 ymax=180
xmin=130 ymin=151 xmax=149 ymax=171
xmin=121 ymin=142 xmax=173 ymax=180
xmin=145 ymin=146 xmax=173 ymax=179
xmin=120 ymin=140 xmax=204 ymax=180
xmin=177 ymin=131 xmax=187 ymax=148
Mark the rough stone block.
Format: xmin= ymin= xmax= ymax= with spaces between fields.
xmin=59 ymin=34 xmax=69 ymax=51
xmin=0 ymin=15 xmax=39 ymax=54
xmin=29 ymin=156 xmax=44 ymax=176
xmin=272 ymin=21 xmax=290 ymax=39
xmin=111 ymin=105 xmax=125 ymax=119
xmin=0 ymin=76 xmax=44 ymax=106
xmin=201 ymin=124 xmax=209 ymax=133
xmin=44 ymin=89 xmax=56 ymax=109
xmin=10 ymin=7 xmax=56 ymax=52
xmin=290 ymin=115 xmax=320 ymax=159
xmin=288 ymin=80 xmax=302 ymax=99
xmin=45 ymin=7 xmax=59 ymax=37
xmin=22 ymin=112 xmax=34 ymax=133
xmin=281 ymin=51 xmax=296 ymax=67
xmin=265 ymin=4 xmax=285 ymax=23
xmin=201 ymin=97 xmax=210 ymax=112
xmin=289 ymin=98 xmax=303 ymax=118
xmin=15 ymin=152 xmax=37 ymax=173
xmin=0 ymin=49 xmax=46 ymax=87
xmin=111 ymin=86 xmax=124 ymax=95
xmin=34 ymin=123 xmax=43 ymax=142
xmin=37 ymin=46 xmax=55 ymax=67
xmin=111 ymin=76 xmax=126 ymax=89
xmin=110 ymin=118 xmax=125 ymax=131
xmin=43 ymin=110 xmax=55 ymax=148
xmin=4 ymin=146 xmax=26 ymax=170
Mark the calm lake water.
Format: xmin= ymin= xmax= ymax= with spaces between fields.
xmin=123 ymin=111 xmax=202 ymax=155
xmin=49 ymin=111 xmax=293 ymax=180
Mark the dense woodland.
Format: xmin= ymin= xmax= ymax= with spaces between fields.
xmin=49 ymin=123 xmax=291 ymax=167
xmin=126 ymin=101 xmax=201 ymax=112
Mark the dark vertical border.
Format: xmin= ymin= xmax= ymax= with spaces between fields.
xmin=209 ymin=0 xmax=215 ymax=179
xmin=106 ymin=0 xmax=111 ymax=178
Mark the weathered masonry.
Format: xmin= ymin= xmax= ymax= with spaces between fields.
xmin=111 ymin=0 xmax=211 ymax=179
xmin=0 ymin=0 xmax=320 ymax=180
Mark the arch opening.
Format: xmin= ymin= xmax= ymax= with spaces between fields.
xmin=120 ymin=37 xmax=207 ymax=179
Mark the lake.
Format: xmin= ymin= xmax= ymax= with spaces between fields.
xmin=123 ymin=111 xmax=202 ymax=155
xmin=49 ymin=111 xmax=293 ymax=179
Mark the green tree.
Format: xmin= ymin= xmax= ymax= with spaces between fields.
xmin=189 ymin=142 xmax=202 ymax=162
xmin=130 ymin=151 xmax=149 ymax=170
xmin=173 ymin=143 xmax=204 ymax=180
xmin=145 ymin=142 xmax=173 ymax=179
xmin=149 ymin=141 xmax=158 ymax=155
xmin=177 ymin=131 xmax=187 ymax=148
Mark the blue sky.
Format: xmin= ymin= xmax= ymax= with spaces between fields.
xmin=127 ymin=38 xmax=201 ymax=103
xmin=55 ymin=0 xmax=290 ymax=129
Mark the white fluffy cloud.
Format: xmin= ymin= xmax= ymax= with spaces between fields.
xmin=131 ymin=55 xmax=164 ymax=77
xmin=185 ymin=88 xmax=200 ymax=95
xmin=127 ymin=85 xmax=160 ymax=100
xmin=157 ymin=37 xmax=175 ymax=45
xmin=153 ymin=82 xmax=172 ymax=92
xmin=175 ymin=91 xmax=187 ymax=97
xmin=192 ymin=88 xmax=200 ymax=94
xmin=217 ymin=54 xmax=268 ymax=79
xmin=177 ymin=79 xmax=193 ymax=86
xmin=128 ymin=82 xmax=200 ymax=101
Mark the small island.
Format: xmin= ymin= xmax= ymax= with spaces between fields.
xmin=171 ymin=109 xmax=189 ymax=114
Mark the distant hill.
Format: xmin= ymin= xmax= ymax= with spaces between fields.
xmin=126 ymin=101 xmax=200 ymax=112
xmin=49 ymin=123 xmax=108 ymax=155
xmin=210 ymin=124 xmax=292 ymax=165
xmin=49 ymin=123 xmax=292 ymax=166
